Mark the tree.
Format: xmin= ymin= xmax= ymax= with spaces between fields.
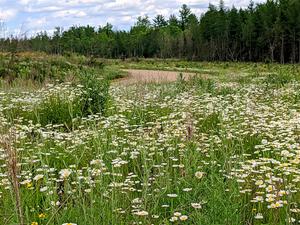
xmin=242 ymin=4 xmax=256 ymax=61
xmin=1 ymin=0 xmax=299 ymax=63
xmin=228 ymin=7 xmax=242 ymax=60
xmin=169 ymin=14 xmax=180 ymax=28
xmin=153 ymin=15 xmax=168 ymax=28
xmin=179 ymin=4 xmax=192 ymax=30
xmin=52 ymin=27 xmax=63 ymax=54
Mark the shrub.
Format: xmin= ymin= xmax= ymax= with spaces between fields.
xmin=198 ymin=112 xmax=221 ymax=135
xmin=190 ymin=75 xmax=216 ymax=93
xmin=264 ymin=68 xmax=299 ymax=88
xmin=174 ymin=72 xmax=187 ymax=92
xmin=79 ymin=70 xmax=110 ymax=116
xmin=104 ymin=68 xmax=126 ymax=80
xmin=34 ymin=93 xmax=82 ymax=128
xmin=2 ymin=92 xmax=82 ymax=129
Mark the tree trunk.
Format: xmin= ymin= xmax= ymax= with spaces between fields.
xmin=270 ymin=44 xmax=274 ymax=63
xmin=298 ymin=39 xmax=300 ymax=64
xmin=281 ymin=34 xmax=284 ymax=64
xmin=249 ymin=38 xmax=252 ymax=61
xmin=292 ymin=31 xmax=296 ymax=63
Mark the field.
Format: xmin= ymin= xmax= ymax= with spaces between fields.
xmin=1 ymin=53 xmax=300 ymax=225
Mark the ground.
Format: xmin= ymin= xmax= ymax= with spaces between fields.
xmin=118 ymin=70 xmax=194 ymax=84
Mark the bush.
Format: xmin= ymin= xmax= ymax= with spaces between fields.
xmin=264 ymin=68 xmax=300 ymax=88
xmin=104 ymin=68 xmax=126 ymax=80
xmin=190 ymin=75 xmax=216 ymax=93
xmin=24 ymin=70 xmax=111 ymax=127
xmin=79 ymin=70 xmax=110 ymax=116
xmin=2 ymin=92 xmax=82 ymax=129
xmin=34 ymin=93 xmax=82 ymax=128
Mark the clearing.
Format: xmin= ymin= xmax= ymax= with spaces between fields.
xmin=1 ymin=55 xmax=300 ymax=225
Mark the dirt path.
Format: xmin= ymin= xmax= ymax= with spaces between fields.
xmin=117 ymin=69 xmax=194 ymax=85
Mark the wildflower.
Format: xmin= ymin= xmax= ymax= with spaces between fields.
xmin=281 ymin=150 xmax=290 ymax=157
xmin=59 ymin=169 xmax=72 ymax=179
xmin=174 ymin=212 xmax=181 ymax=217
xmin=254 ymin=213 xmax=263 ymax=219
xmin=195 ymin=171 xmax=205 ymax=179
xmin=167 ymin=194 xmax=178 ymax=198
xmin=290 ymin=208 xmax=300 ymax=213
xmin=252 ymin=196 xmax=264 ymax=203
xmin=266 ymin=196 xmax=275 ymax=203
xmin=268 ymin=201 xmax=283 ymax=209
xmin=84 ymin=189 xmax=92 ymax=193
xmin=274 ymin=201 xmax=283 ymax=208
xmin=31 ymin=222 xmax=38 ymax=225
xmin=191 ymin=203 xmax=202 ymax=209
xmin=255 ymin=180 xmax=264 ymax=186
xmin=289 ymin=218 xmax=296 ymax=223
xmin=90 ymin=159 xmax=103 ymax=165
xmin=132 ymin=198 xmax=142 ymax=204
xmin=20 ymin=179 xmax=31 ymax=185
xmin=133 ymin=210 xmax=149 ymax=216
xmin=40 ymin=187 xmax=48 ymax=192
xmin=170 ymin=216 xmax=178 ymax=222
xmin=180 ymin=215 xmax=188 ymax=221
xmin=183 ymin=188 xmax=192 ymax=192
xmin=266 ymin=185 xmax=275 ymax=192
xmin=33 ymin=174 xmax=44 ymax=181
xmin=27 ymin=182 xmax=33 ymax=189
xmin=38 ymin=213 xmax=46 ymax=219
xmin=278 ymin=190 xmax=287 ymax=196
xmin=62 ymin=223 xmax=77 ymax=225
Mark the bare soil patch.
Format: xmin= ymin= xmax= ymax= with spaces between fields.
xmin=117 ymin=69 xmax=194 ymax=85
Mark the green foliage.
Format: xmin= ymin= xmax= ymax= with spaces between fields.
xmin=104 ymin=67 xmax=126 ymax=80
xmin=34 ymin=93 xmax=82 ymax=128
xmin=264 ymin=68 xmax=300 ymax=88
xmin=0 ymin=54 xmax=76 ymax=84
xmin=1 ymin=1 xmax=300 ymax=63
xmin=198 ymin=112 xmax=221 ymax=135
xmin=2 ymin=91 xmax=83 ymax=129
xmin=174 ymin=73 xmax=216 ymax=94
xmin=190 ymin=76 xmax=216 ymax=94
xmin=174 ymin=72 xmax=188 ymax=92
xmin=79 ymin=70 xmax=110 ymax=116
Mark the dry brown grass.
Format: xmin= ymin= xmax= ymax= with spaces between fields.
xmin=118 ymin=69 xmax=194 ymax=85
xmin=0 ymin=132 xmax=24 ymax=225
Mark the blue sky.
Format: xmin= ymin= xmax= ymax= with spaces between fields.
xmin=0 ymin=0 xmax=265 ymax=37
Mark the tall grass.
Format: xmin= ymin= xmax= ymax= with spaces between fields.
xmin=79 ymin=70 xmax=110 ymax=116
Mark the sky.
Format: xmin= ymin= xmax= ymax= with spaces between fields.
xmin=0 ymin=0 xmax=265 ymax=37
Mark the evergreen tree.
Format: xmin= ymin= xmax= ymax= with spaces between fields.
xmin=1 ymin=0 xmax=300 ymax=63
xmin=179 ymin=4 xmax=192 ymax=30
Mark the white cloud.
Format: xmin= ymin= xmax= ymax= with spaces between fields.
xmin=52 ymin=9 xmax=87 ymax=18
xmin=24 ymin=6 xmax=63 ymax=13
xmin=25 ymin=17 xmax=47 ymax=29
xmin=3 ymin=0 xmax=265 ymax=35
xmin=0 ymin=9 xmax=17 ymax=20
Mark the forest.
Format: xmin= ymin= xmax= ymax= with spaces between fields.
xmin=1 ymin=0 xmax=300 ymax=63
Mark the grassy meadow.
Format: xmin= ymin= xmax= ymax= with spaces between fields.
xmin=1 ymin=53 xmax=300 ymax=224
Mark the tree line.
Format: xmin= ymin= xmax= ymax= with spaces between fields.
xmin=1 ymin=0 xmax=300 ymax=63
